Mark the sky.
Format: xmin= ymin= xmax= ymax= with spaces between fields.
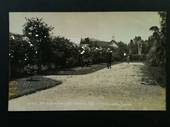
xmin=9 ymin=12 xmax=161 ymax=44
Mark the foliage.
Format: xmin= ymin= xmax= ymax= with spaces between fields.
xmin=146 ymin=11 xmax=166 ymax=67
xmin=127 ymin=36 xmax=151 ymax=61
xmin=9 ymin=33 xmax=36 ymax=78
xmin=23 ymin=17 xmax=54 ymax=69
xmin=116 ymin=41 xmax=128 ymax=59
xmin=50 ymin=36 xmax=79 ymax=68
xmin=141 ymin=40 xmax=151 ymax=54
xmin=128 ymin=39 xmax=138 ymax=54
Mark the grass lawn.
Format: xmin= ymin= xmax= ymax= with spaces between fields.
xmin=9 ymin=76 xmax=62 ymax=100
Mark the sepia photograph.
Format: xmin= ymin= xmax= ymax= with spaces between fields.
xmin=8 ymin=12 xmax=166 ymax=111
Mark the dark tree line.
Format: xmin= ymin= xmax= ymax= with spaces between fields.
xmin=9 ymin=17 xmax=80 ymax=79
xmin=9 ymin=12 xmax=166 ymax=79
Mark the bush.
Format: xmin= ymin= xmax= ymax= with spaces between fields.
xmin=112 ymin=53 xmax=122 ymax=61
xmin=65 ymin=57 xmax=79 ymax=68
xmin=24 ymin=64 xmax=38 ymax=75
xmin=130 ymin=54 xmax=146 ymax=62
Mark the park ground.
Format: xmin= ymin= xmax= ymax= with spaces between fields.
xmin=8 ymin=62 xmax=166 ymax=111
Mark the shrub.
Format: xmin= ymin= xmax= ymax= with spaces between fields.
xmin=130 ymin=54 xmax=146 ymax=62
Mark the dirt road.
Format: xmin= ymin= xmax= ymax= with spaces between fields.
xmin=8 ymin=62 xmax=166 ymax=111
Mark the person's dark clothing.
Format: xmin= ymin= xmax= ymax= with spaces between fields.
xmin=127 ymin=56 xmax=130 ymax=64
xmin=106 ymin=52 xmax=112 ymax=69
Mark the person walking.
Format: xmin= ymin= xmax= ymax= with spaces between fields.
xmin=127 ymin=55 xmax=130 ymax=64
xmin=106 ymin=49 xmax=112 ymax=69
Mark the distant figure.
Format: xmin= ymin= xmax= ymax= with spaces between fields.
xmin=79 ymin=48 xmax=85 ymax=67
xmin=79 ymin=54 xmax=83 ymax=67
xmin=127 ymin=55 xmax=130 ymax=64
xmin=106 ymin=50 xmax=112 ymax=69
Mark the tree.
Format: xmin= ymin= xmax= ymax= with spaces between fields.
xmin=116 ymin=41 xmax=128 ymax=58
xmin=23 ymin=17 xmax=54 ymax=72
xmin=9 ymin=33 xmax=35 ymax=78
xmin=149 ymin=26 xmax=160 ymax=40
xmin=128 ymin=39 xmax=138 ymax=55
xmin=133 ymin=36 xmax=143 ymax=55
xmin=128 ymin=36 xmax=144 ymax=56
xmin=50 ymin=36 xmax=79 ymax=68
xmin=159 ymin=12 xmax=167 ymax=36
xmin=159 ymin=11 xmax=167 ymax=66
xmin=141 ymin=40 xmax=151 ymax=54
xmin=147 ymin=11 xmax=167 ymax=67
xmin=106 ymin=41 xmax=128 ymax=62
xmin=128 ymin=36 xmax=148 ymax=61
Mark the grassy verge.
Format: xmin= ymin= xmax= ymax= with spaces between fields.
xmin=140 ymin=64 xmax=166 ymax=88
xmin=9 ymin=62 xmax=119 ymax=99
xmin=41 ymin=62 xmax=120 ymax=75
xmin=9 ymin=76 xmax=62 ymax=100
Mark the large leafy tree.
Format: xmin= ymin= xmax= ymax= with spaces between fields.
xmin=141 ymin=40 xmax=151 ymax=54
xmin=128 ymin=39 xmax=138 ymax=55
xmin=9 ymin=33 xmax=35 ymax=78
xmin=128 ymin=36 xmax=144 ymax=55
xmin=133 ymin=36 xmax=143 ymax=55
xmin=147 ymin=11 xmax=166 ymax=67
xmin=50 ymin=36 xmax=79 ymax=68
xmin=116 ymin=41 xmax=128 ymax=58
xmin=159 ymin=12 xmax=167 ymax=36
xmin=129 ymin=36 xmax=152 ymax=54
xmin=159 ymin=11 xmax=167 ymax=66
xmin=23 ymin=17 xmax=54 ymax=71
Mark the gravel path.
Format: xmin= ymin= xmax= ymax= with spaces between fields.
xmin=8 ymin=62 xmax=166 ymax=111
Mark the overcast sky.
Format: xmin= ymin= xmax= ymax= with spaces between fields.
xmin=9 ymin=12 xmax=161 ymax=44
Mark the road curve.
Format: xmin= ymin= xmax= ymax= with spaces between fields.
xmin=8 ymin=62 xmax=166 ymax=111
